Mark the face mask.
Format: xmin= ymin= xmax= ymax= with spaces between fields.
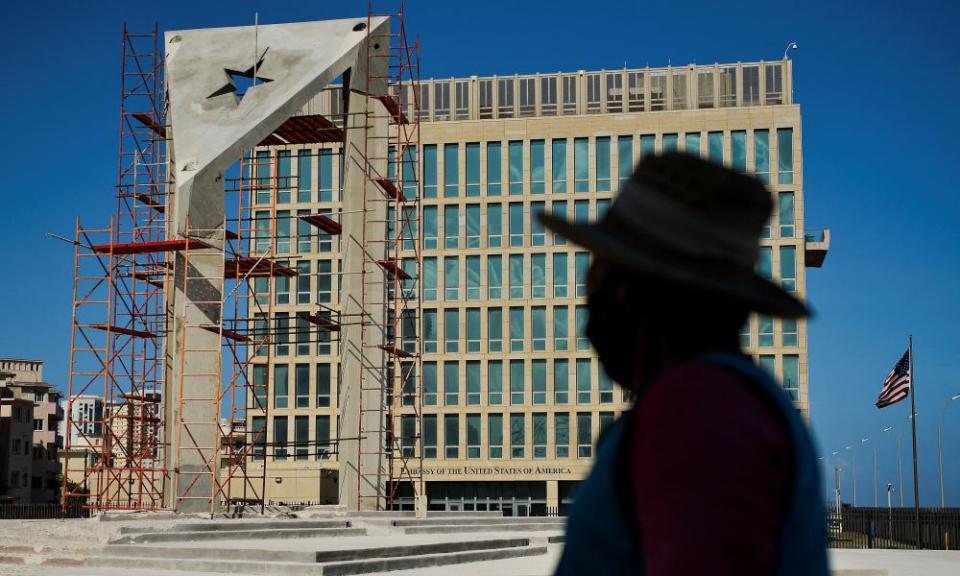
xmin=586 ymin=284 xmax=638 ymax=386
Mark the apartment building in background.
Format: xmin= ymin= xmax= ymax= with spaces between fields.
xmin=244 ymin=59 xmax=829 ymax=514
xmin=0 ymin=358 xmax=64 ymax=503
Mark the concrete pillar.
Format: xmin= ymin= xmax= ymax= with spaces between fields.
xmin=546 ymin=480 xmax=559 ymax=517
xmin=337 ymin=23 xmax=391 ymax=511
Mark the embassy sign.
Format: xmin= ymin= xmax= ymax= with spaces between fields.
xmin=409 ymin=466 xmax=573 ymax=476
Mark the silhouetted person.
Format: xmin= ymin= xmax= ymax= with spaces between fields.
xmin=542 ymin=153 xmax=828 ymax=576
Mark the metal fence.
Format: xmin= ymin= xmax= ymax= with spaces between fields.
xmin=0 ymin=503 xmax=90 ymax=520
xmin=828 ymin=506 xmax=960 ymax=550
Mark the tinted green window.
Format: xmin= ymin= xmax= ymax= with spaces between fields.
xmin=488 ymin=413 xmax=503 ymax=458
xmin=466 ymin=360 xmax=481 ymax=405
xmin=640 ymin=134 xmax=656 ymax=157
xmin=617 ymin=135 xmax=633 ymax=188
xmin=510 ymin=413 xmax=525 ymax=458
xmin=444 ymin=308 xmax=459 ymax=352
xmin=783 ymin=355 xmax=800 ymax=401
xmin=509 ymin=141 xmax=523 ymax=195
xmin=574 ymin=138 xmax=589 ymax=192
xmin=509 ymin=254 xmax=524 ymax=299
xmin=552 ymin=139 xmax=567 ymax=193
xmin=466 ymin=142 xmax=481 ymax=196
xmin=754 ymin=129 xmax=770 ymax=183
xmin=423 ymin=144 xmax=438 ymax=198
xmin=555 ymin=413 xmax=570 ymax=458
xmin=444 ymin=361 xmax=459 ymax=406
xmin=444 ymin=143 xmax=459 ymax=197
xmin=781 ymin=246 xmax=797 ymax=291
xmin=487 ymin=142 xmax=502 ymax=196
xmin=708 ymin=132 xmax=723 ymax=164
xmin=297 ymin=149 xmax=312 ymax=203
xmin=663 ymin=133 xmax=678 ymax=152
xmin=402 ymin=145 xmax=418 ymax=199
xmin=319 ymin=149 xmax=333 ymax=201
xmin=576 ymin=359 xmax=592 ymax=403
xmin=595 ymin=137 xmax=611 ymax=192
xmin=731 ymin=131 xmax=746 ymax=172
xmin=777 ymin=128 xmax=794 ymax=184
xmin=510 ymin=359 xmax=525 ymax=404
xmin=423 ymin=362 xmax=437 ymax=406
xmin=531 ymin=140 xmax=545 ymax=194
xmin=487 ymin=255 xmax=502 ymax=299
xmin=685 ymin=132 xmax=701 ymax=157
xmin=488 ymin=360 xmax=503 ymax=405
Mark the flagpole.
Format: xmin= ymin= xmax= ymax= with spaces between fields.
xmin=909 ymin=335 xmax=920 ymax=548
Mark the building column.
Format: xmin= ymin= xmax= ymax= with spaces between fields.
xmin=546 ymin=480 xmax=559 ymax=517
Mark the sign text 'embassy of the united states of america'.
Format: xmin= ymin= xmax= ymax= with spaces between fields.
xmin=409 ymin=466 xmax=573 ymax=476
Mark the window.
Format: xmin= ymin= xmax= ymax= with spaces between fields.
xmin=731 ymin=130 xmax=747 ymax=172
xmin=445 ymin=414 xmax=460 ymax=458
xmin=417 ymin=84 xmax=430 ymax=121
xmin=530 ymin=202 xmax=546 ymax=246
xmin=777 ymin=128 xmax=794 ymax=184
xmin=510 ymin=413 xmax=526 ymax=458
xmin=663 ymin=133 xmax=678 ymax=153
xmin=509 ymin=202 xmax=524 ymax=247
xmin=532 ymin=412 xmax=548 ymax=459
xmin=487 ymin=142 xmax=502 ymax=196
xmin=553 ymin=253 xmax=568 ymax=298
xmin=274 ymin=364 xmax=289 ymax=409
xmin=685 ymin=132 xmax=701 ymax=157
xmin=625 ymin=70 xmax=645 ymax=111
xmin=758 ymin=246 xmax=772 ymax=279
xmin=760 ymin=356 xmax=775 ymax=379
xmin=401 ymin=415 xmax=416 ymax=457
xmin=33 ymin=418 xmax=43 ymax=431
xmin=532 ymin=359 xmax=547 ymax=405
xmin=596 ymin=137 xmax=611 ymax=192
xmin=315 ymin=415 xmax=330 ymax=459
xmin=402 ymin=145 xmax=418 ymax=200
xmin=531 ymin=253 xmax=546 ymax=298
xmin=273 ymin=416 xmax=288 ymax=460
xmin=488 ymin=307 xmax=503 ymax=352
xmin=782 ymin=318 xmax=799 ymax=347
xmin=464 ymin=205 xmax=481 ymax=249
xmin=276 ymin=152 xmax=292 ymax=201
xmin=600 ymin=412 xmax=615 ymax=435
xmin=555 ymin=412 xmax=570 ymax=458
xmin=297 ymin=149 xmax=312 ymax=203
xmin=444 ymin=361 xmax=460 ymax=406
xmin=783 ymin=355 xmax=800 ymax=401
xmin=297 ymin=210 xmax=311 ymax=253
xmin=466 ymin=360 xmax=481 ymax=405
xmin=255 ymin=211 xmax=270 ymax=254
xmin=509 ymin=254 xmax=525 ymax=299
xmin=779 ymin=192 xmax=795 ymax=238
xmin=295 ymin=363 xmax=310 ymax=409
xmin=467 ymin=414 xmax=481 ymax=458
xmin=252 ymin=417 xmax=266 ymax=459
xmin=444 ymin=308 xmax=459 ymax=352
xmin=527 ymin=306 xmax=546 ymax=353
xmin=576 ymin=359 xmax=592 ymax=404
xmin=254 ymin=312 xmax=268 ymax=356
xmin=423 ymin=144 xmax=438 ymax=198
xmin=423 ymin=362 xmax=437 ymax=406
xmin=640 ymin=134 xmax=655 ymax=157
xmin=508 ymin=141 xmax=523 ymax=195
xmin=743 ymin=66 xmax=760 ymax=106
xmin=510 ymin=359 xmax=525 ymax=405
xmin=719 ymin=66 xmax=737 ymax=107
xmin=509 ymin=306 xmax=525 ymax=352
xmin=541 ymin=76 xmax=557 ymax=115
xmin=754 ymin=129 xmax=770 ymax=184
xmin=562 ymin=75 xmax=577 ymax=114
xmin=434 ymin=80 xmax=451 ymax=120
xmin=316 ymin=363 xmax=331 ymax=407
xmin=596 ymin=199 xmax=611 ymax=219
xmin=487 ymin=202 xmax=502 ymax=248
xmin=423 ymin=206 xmax=438 ymax=249
xmin=765 ymin=63 xmax=783 ymax=105
xmin=466 ymin=142 xmax=480 ymax=196
xmin=255 ymin=150 xmax=270 ymax=205
xmin=296 ymin=260 xmax=310 ymax=304
xmin=519 ymin=77 xmax=536 ymax=116
xmin=423 ymin=309 xmax=438 ymax=353
xmin=444 ymin=205 xmax=459 ymax=249
xmin=574 ymin=200 xmax=589 ymax=224
xmin=466 ymin=256 xmax=481 ymax=300
xmin=275 ymin=313 xmax=289 ymax=356
xmin=444 ymin=144 xmax=459 ymax=197
xmin=444 ymin=256 xmax=459 ymax=300
xmin=697 ymin=70 xmax=715 ymax=108
xmin=554 ymin=358 xmax=569 ymax=405
xmin=606 ymin=72 xmax=623 ymax=112
xmin=577 ymin=412 xmax=593 ymax=458
xmin=317 ymin=260 xmax=332 ymax=303
xmin=294 ymin=415 xmax=309 ymax=460
xmin=672 ymin=72 xmax=688 ymax=110
xmin=586 ymin=74 xmax=601 ymax=113
xmin=574 ymin=138 xmax=589 ymax=192
xmin=575 ymin=252 xmax=590 ymax=297
xmin=554 ymin=306 xmax=569 ymax=351
xmin=466 ymin=307 xmax=481 ymax=352
xmin=781 ymin=246 xmax=797 ymax=291
xmin=423 ymin=257 xmax=437 ymax=300
xmin=423 ymin=414 xmax=437 ymax=458
xmin=758 ymin=315 xmax=774 ymax=347
xmin=740 ymin=320 xmax=751 ymax=348
xmin=488 ymin=413 xmax=503 ymax=458
xmin=479 ymin=79 xmax=493 ymax=119
xmin=576 ymin=305 xmax=589 ymax=350
xmin=318 ymin=148 xmax=334 ymax=201
xmin=253 ymin=365 xmax=268 ymax=410
xmin=498 ymin=78 xmax=514 ymax=118
xmin=708 ymin=132 xmax=723 ymax=165
xmin=488 ymin=360 xmax=503 ymax=405
xmin=552 ymin=139 xmax=567 ymax=193
xmin=650 ymin=73 xmax=666 ymax=110
xmin=401 ymin=361 xmax=416 ymax=406
xmin=487 ymin=255 xmax=503 ymax=299
xmin=552 ymin=201 xmax=567 ymax=245
xmin=296 ymin=312 xmax=311 ymax=355
xmin=529 ymin=139 xmax=545 ymax=194
xmin=618 ymin=136 xmax=633 ymax=188
xmin=599 ymin=368 xmax=614 ymax=403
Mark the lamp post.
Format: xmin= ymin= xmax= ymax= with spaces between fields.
xmin=938 ymin=393 xmax=960 ymax=508
xmin=832 ymin=451 xmax=842 ymax=513
xmin=879 ymin=426 xmax=893 ymax=508
xmin=783 ymin=41 xmax=799 ymax=60
xmin=886 ymin=483 xmax=895 ymax=538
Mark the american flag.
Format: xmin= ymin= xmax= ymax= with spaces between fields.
xmin=876 ymin=349 xmax=911 ymax=408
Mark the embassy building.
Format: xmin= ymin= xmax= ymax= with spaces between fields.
xmin=246 ymin=59 xmax=829 ymax=515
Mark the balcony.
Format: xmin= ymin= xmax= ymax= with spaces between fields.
xmin=804 ymin=229 xmax=830 ymax=268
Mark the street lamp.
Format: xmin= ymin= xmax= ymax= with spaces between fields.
xmin=846 ymin=441 xmax=868 ymax=507
xmin=784 ymin=41 xmax=799 ymax=60
xmin=938 ymin=393 xmax=960 ymax=508
xmin=879 ymin=426 xmax=894 ymax=508
xmin=832 ymin=451 xmax=842 ymax=513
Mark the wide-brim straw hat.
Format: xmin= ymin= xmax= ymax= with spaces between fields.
xmin=538 ymin=151 xmax=809 ymax=318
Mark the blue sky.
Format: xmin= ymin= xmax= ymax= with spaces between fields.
xmin=1 ymin=0 xmax=958 ymax=505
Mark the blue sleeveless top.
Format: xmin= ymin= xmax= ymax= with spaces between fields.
xmin=556 ymin=353 xmax=828 ymax=576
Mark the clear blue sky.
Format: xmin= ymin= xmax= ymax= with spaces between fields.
xmin=1 ymin=0 xmax=958 ymax=506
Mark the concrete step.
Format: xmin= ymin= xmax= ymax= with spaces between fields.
xmin=392 ymin=517 xmax=565 ymax=527
xmin=402 ymin=522 xmax=564 ymax=535
xmin=88 ymin=544 xmax=548 ymax=575
xmin=118 ymin=519 xmax=350 ymax=535
xmin=110 ymin=526 xmax=366 ymax=544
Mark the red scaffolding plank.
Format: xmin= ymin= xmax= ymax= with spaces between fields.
xmin=259 ymin=114 xmax=344 ymax=146
xmin=88 ymin=324 xmax=156 ymax=339
xmin=375 ymin=177 xmax=406 ymax=202
xmin=375 ymin=94 xmax=409 ymax=124
xmin=377 ymin=259 xmax=411 ymax=280
xmin=299 ymin=213 xmax=342 ymax=235
xmin=200 ymin=325 xmax=252 ymax=342
xmin=377 ymin=344 xmax=415 ymax=358
xmin=225 ymin=257 xmax=298 ymax=278
xmin=135 ymin=193 xmax=165 ymax=213
xmin=131 ymin=112 xmax=168 ymax=138
xmin=92 ymin=238 xmax=208 ymax=255
xmin=306 ymin=314 xmax=341 ymax=332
